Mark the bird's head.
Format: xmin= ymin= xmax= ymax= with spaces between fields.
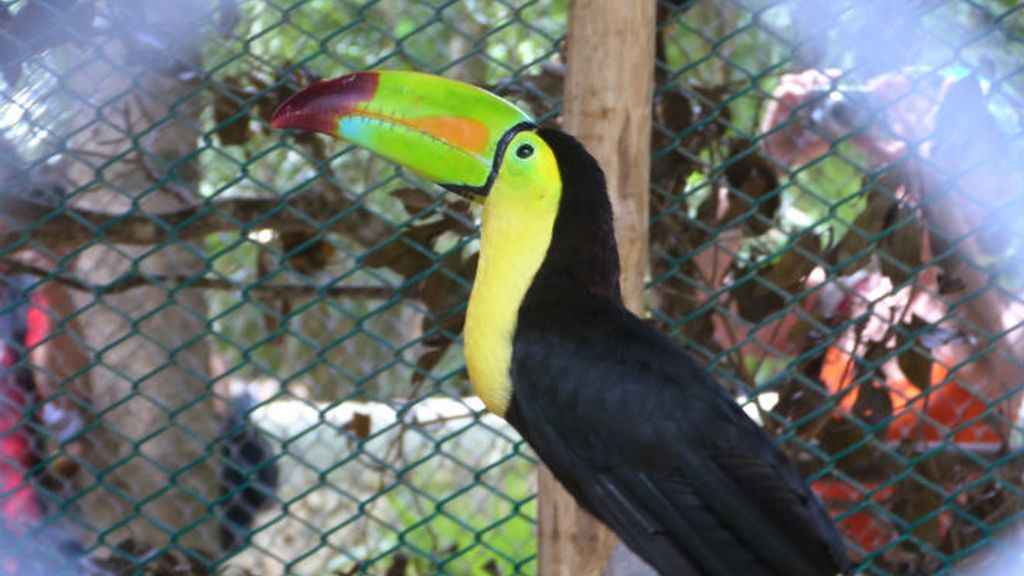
xmin=272 ymin=70 xmax=619 ymax=305
xmin=271 ymin=70 xmax=562 ymax=209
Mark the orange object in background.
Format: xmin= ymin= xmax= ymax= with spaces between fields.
xmin=815 ymin=481 xmax=896 ymax=556
xmin=812 ymin=346 xmax=1001 ymax=556
xmin=819 ymin=347 xmax=1001 ymax=446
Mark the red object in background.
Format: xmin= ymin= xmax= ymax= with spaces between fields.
xmin=815 ymin=481 xmax=896 ymax=556
xmin=24 ymin=299 xmax=50 ymax=352
xmin=0 ymin=279 xmax=45 ymax=527
xmin=820 ymin=347 xmax=1001 ymax=449
xmin=812 ymin=346 xmax=1000 ymax=556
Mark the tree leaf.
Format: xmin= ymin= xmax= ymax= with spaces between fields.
xmin=391 ymin=187 xmax=437 ymax=216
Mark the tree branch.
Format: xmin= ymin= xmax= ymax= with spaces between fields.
xmin=1 ymin=187 xmax=397 ymax=248
xmin=0 ymin=256 xmax=395 ymax=299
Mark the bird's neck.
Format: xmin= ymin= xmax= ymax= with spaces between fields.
xmin=464 ymin=180 xmax=559 ymax=417
xmin=526 ymin=191 xmax=621 ymax=302
xmin=463 ymin=129 xmax=621 ymax=417
xmin=527 ymin=128 xmax=621 ymax=303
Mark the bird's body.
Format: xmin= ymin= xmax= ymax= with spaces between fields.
xmin=501 ymin=129 xmax=848 ymax=575
xmin=512 ymin=278 xmax=847 ymax=575
xmin=272 ymin=71 xmax=851 ymax=576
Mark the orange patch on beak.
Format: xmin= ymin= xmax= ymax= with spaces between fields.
xmin=403 ymin=116 xmax=490 ymax=154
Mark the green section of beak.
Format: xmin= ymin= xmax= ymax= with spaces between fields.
xmin=271 ymin=70 xmax=534 ymax=192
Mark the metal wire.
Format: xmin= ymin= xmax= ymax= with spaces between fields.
xmin=0 ymin=1 xmax=1022 ymax=574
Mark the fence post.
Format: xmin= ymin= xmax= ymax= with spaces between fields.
xmin=538 ymin=1 xmax=656 ymax=574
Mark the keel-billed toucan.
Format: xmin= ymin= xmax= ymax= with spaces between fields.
xmin=271 ymin=71 xmax=851 ymax=576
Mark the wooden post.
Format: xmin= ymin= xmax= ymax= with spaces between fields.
xmin=538 ymin=1 xmax=656 ymax=574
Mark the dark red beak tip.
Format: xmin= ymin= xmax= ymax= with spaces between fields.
xmin=270 ymin=71 xmax=381 ymax=134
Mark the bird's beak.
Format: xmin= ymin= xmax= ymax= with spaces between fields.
xmin=271 ymin=70 xmax=534 ymax=197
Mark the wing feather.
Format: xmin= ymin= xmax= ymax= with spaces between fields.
xmin=509 ymin=299 xmax=851 ymax=576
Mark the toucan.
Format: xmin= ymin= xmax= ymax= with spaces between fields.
xmin=271 ymin=70 xmax=852 ymax=576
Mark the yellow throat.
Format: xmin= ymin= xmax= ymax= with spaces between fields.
xmin=463 ymin=135 xmax=562 ymax=416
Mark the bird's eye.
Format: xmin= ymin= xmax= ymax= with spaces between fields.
xmin=515 ymin=143 xmax=535 ymax=159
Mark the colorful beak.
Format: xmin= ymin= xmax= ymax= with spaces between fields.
xmin=271 ymin=70 xmax=534 ymax=195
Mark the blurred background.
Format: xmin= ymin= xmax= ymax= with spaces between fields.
xmin=0 ymin=0 xmax=1022 ymax=574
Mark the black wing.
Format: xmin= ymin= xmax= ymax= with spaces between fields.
xmin=509 ymin=296 xmax=850 ymax=576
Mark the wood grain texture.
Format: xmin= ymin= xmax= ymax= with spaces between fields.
xmin=538 ymin=1 xmax=655 ymax=574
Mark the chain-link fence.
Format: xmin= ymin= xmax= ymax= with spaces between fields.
xmin=1 ymin=1 xmax=1022 ymax=574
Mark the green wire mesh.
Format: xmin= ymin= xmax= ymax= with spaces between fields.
xmin=0 ymin=1 xmax=1022 ymax=574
